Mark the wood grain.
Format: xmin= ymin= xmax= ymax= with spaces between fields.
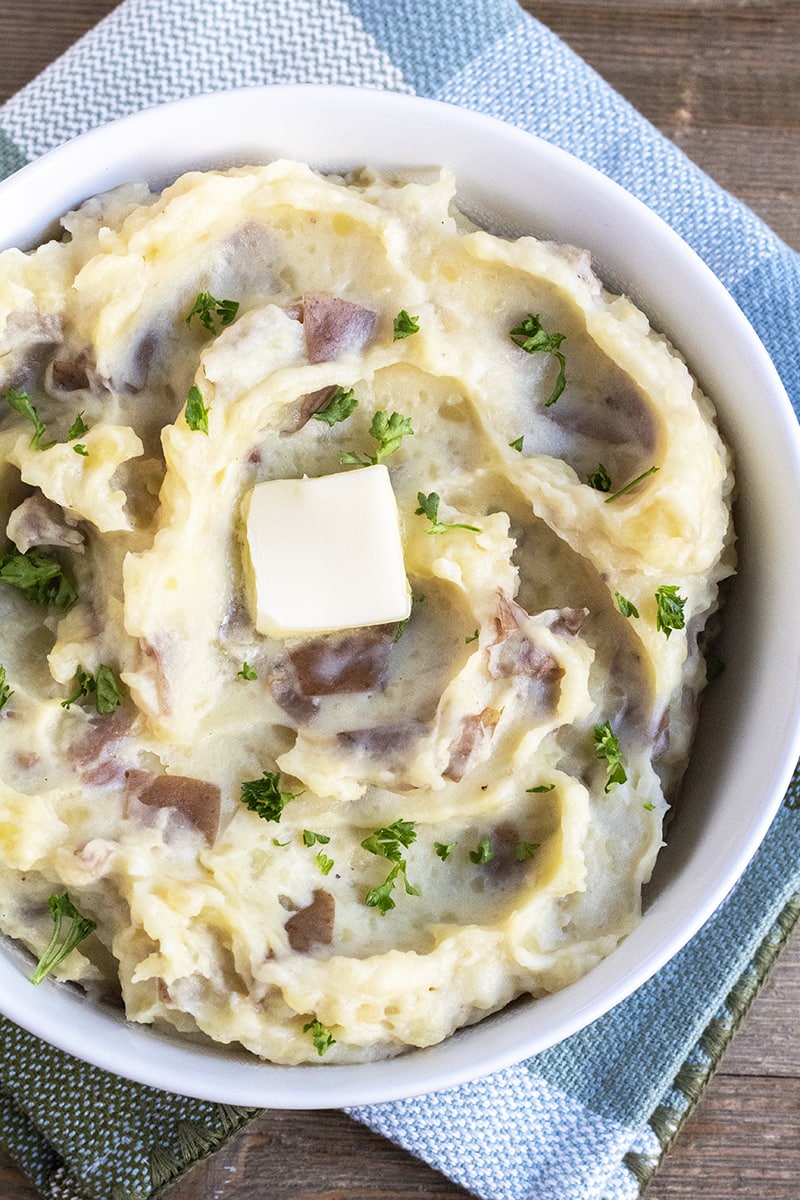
xmin=0 ymin=2 xmax=798 ymax=1198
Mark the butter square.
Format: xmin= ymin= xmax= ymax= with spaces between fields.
xmin=243 ymin=464 xmax=411 ymax=637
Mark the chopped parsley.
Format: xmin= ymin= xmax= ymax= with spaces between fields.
xmin=515 ymin=841 xmax=540 ymax=862
xmin=593 ymin=721 xmax=627 ymax=792
xmin=643 ymin=802 xmax=656 ymax=812
xmin=587 ymin=463 xmax=612 ymax=492
xmin=240 ymin=771 xmax=302 ymax=822
xmin=185 ymin=384 xmax=210 ymax=434
xmin=72 ymin=444 xmax=89 ymax=457
xmin=316 ymin=852 xmax=335 ymax=876
xmin=0 ymin=546 xmax=77 ymax=610
xmin=302 ymin=830 xmax=331 ymax=847
xmin=0 ymin=665 xmax=13 ymax=711
xmin=393 ymin=309 xmax=420 ymax=340
xmin=4 ymin=388 xmax=52 ymax=449
xmin=362 ymin=819 xmax=419 ymax=914
xmin=185 ymin=291 xmax=239 ymax=335
xmin=526 ymin=783 xmax=555 ymax=794
xmin=303 ymin=1018 xmax=336 ymax=1056
xmin=61 ymin=664 xmax=124 ymax=714
xmin=340 ymin=409 xmax=413 ymax=466
xmin=509 ymin=313 xmax=566 ymax=406
xmin=655 ymin=585 xmax=687 ymax=638
xmin=465 ymin=629 xmax=479 ymax=644
xmin=434 ymin=841 xmax=457 ymax=861
xmin=31 ymin=893 xmax=96 ymax=985
xmin=415 ymin=492 xmax=481 ymax=535
xmin=237 ymin=662 xmax=257 ymax=681
xmin=312 ymin=385 xmax=358 ymax=427
xmin=469 ymin=837 xmax=494 ymax=864
xmin=605 ymin=465 xmax=659 ymax=503
xmin=509 ymin=435 xmax=524 ymax=452
xmin=615 ymin=592 xmax=640 ymax=619
xmin=67 ymin=411 xmax=89 ymax=440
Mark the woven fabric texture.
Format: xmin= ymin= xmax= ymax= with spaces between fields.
xmin=0 ymin=2 xmax=799 ymax=1199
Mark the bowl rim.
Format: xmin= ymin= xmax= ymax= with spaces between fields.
xmin=1 ymin=84 xmax=799 ymax=1107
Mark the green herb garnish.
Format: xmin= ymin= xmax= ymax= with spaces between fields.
xmin=312 ymin=385 xmax=358 ymax=427
xmin=593 ymin=721 xmax=627 ymax=792
xmin=587 ymin=463 xmax=611 ymax=492
xmin=0 ymin=546 xmax=76 ymax=610
xmin=240 ymin=771 xmax=302 ymax=822
xmin=339 ymin=410 xmax=413 ymax=466
xmin=605 ymin=465 xmax=659 ymax=503
xmin=61 ymin=664 xmax=124 ymax=714
xmin=469 ymin=838 xmax=494 ymax=864
xmin=303 ymin=1018 xmax=336 ymax=1056
xmin=655 ymin=585 xmax=687 ymax=638
xmin=237 ymin=662 xmax=257 ymax=681
xmin=509 ymin=436 xmax=524 ymax=452
xmin=393 ymin=310 xmax=420 ymax=340
xmin=185 ymin=291 xmax=239 ymax=335
xmin=415 ymin=492 xmax=481 ymax=535
xmin=465 ymin=629 xmax=479 ymax=644
xmin=303 ymin=830 xmax=331 ymax=847
xmin=72 ymin=444 xmax=89 ymax=457
xmin=31 ymin=893 xmax=96 ymax=985
xmin=615 ymin=592 xmax=640 ymax=619
xmin=509 ymin=313 xmax=566 ymax=406
xmin=0 ymin=665 xmax=13 ymax=711
xmin=526 ymin=784 xmax=555 ymax=794
xmin=362 ymin=819 xmax=419 ymax=915
xmin=515 ymin=841 xmax=540 ymax=861
xmin=4 ymin=388 xmax=52 ymax=449
xmin=316 ymin=852 xmax=335 ymax=876
xmin=434 ymin=841 xmax=457 ymax=861
xmin=185 ymin=384 xmax=210 ymax=434
xmin=67 ymin=412 xmax=89 ymax=440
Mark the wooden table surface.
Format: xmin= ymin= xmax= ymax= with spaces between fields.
xmin=0 ymin=2 xmax=798 ymax=1197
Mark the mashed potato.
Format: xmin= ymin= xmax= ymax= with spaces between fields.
xmin=0 ymin=162 xmax=734 ymax=1063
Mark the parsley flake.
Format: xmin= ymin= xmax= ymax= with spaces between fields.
xmin=515 ymin=841 xmax=540 ymax=861
xmin=587 ymin=463 xmax=612 ymax=492
xmin=0 ymin=546 xmax=76 ymax=610
xmin=0 ymin=665 xmax=13 ymax=711
xmin=509 ymin=313 xmax=567 ymax=406
xmin=240 ymin=771 xmax=302 ymax=823
xmin=67 ymin=412 xmax=89 ymax=440
xmin=593 ymin=721 xmax=627 ymax=792
xmin=316 ymin=852 xmax=335 ymax=876
xmin=655 ymin=585 xmax=687 ymax=638
xmin=434 ymin=841 xmax=457 ymax=861
xmin=185 ymin=291 xmax=239 ymax=335
xmin=303 ymin=830 xmax=331 ymax=847
xmin=237 ymin=662 xmax=257 ymax=681
xmin=465 ymin=629 xmax=479 ymax=644
xmin=185 ymin=384 xmax=210 ymax=434
xmin=31 ymin=893 xmax=96 ymax=985
xmin=469 ymin=838 xmax=494 ymax=864
xmin=526 ymin=784 xmax=555 ymax=794
xmin=312 ymin=385 xmax=358 ymax=427
xmin=415 ymin=492 xmax=481 ymax=535
xmin=303 ymin=1018 xmax=336 ymax=1056
xmin=509 ymin=435 xmax=524 ymax=452
xmin=4 ymin=388 xmax=52 ymax=449
xmin=339 ymin=409 xmax=413 ymax=466
xmin=643 ymin=802 xmax=656 ymax=812
xmin=615 ymin=592 xmax=640 ymax=619
xmin=362 ymin=820 xmax=419 ymax=914
xmin=393 ymin=309 xmax=420 ymax=340
xmin=605 ymin=465 xmax=659 ymax=503
xmin=61 ymin=664 xmax=124 ymax=714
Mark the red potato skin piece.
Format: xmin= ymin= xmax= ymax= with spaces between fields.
xmin=302 ymin=293 xmax=378 ymax=364
xmin=128 ymin=772 xmax=222 ymax=845
xmin=285 ymin=889 xmax=335 ymax=952
xmin=289 ymin=629 xmax=392 ymax=696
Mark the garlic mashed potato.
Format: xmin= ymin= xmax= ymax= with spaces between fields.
xmin=0 ymin=162 xmax=734 ymax=1063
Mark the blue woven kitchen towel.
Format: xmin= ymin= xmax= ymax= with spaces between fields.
xmin=1 ymin=3 xmax=799 ymax=1199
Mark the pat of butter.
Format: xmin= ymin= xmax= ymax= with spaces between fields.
xmin=243 ymin=464 xmax=411 ymax=637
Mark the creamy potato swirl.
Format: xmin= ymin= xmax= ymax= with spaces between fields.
xmin=0 ymin=163 xmax=734 ymax=1063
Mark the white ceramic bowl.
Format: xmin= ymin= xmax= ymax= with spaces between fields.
xmin=1 ymin=86 xmax=799 ymax=1107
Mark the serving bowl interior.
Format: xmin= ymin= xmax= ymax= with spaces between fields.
xmin=1 ymin=86 xmax=799 ymax=1108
